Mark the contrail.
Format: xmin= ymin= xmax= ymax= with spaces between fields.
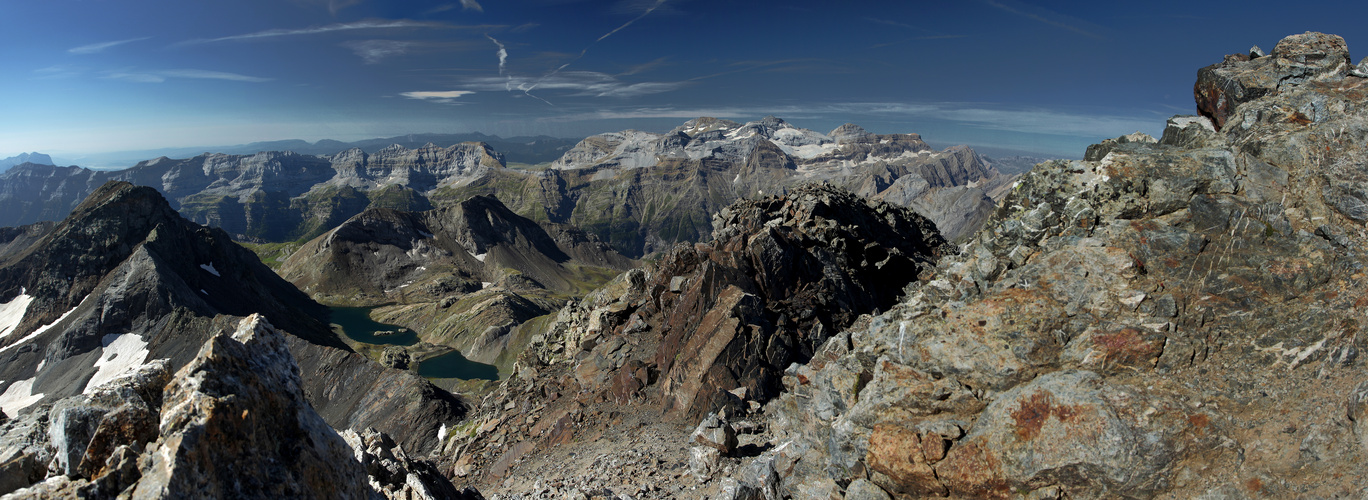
xmin=522 ymin=0 xmax=668 ymax=103
xmin=485 ymin=34 xmax=510 ymax=90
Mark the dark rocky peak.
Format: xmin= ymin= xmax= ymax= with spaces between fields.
xmin=441 ymin=194 xmax=567 ymax=260
xmin=758 ymin=115 xmax=788 ymax=128
xmin=1195 ymin=31 xmax=1354 ymax=130
xmin=526 ymin=183 xmax=950 ymax=419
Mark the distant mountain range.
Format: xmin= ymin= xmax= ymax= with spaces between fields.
xmin=0 ymin=117 xmax=1022 ymax=256
xmin=62 ymin=133 xmax=580 ymax=170
xmin=0 ymin=152 xmax=53 ymax=172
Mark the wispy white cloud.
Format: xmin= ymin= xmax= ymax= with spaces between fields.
xmin=400 ymin=90 xmax=475 ymax=104
xmin=69 ymin=37 xmax=151 ymax=55
xmin=460 ymin=0 xmax=484 ymax=12
xmin=176 ymin=20 xmax=447 ymax=45
xmin=33 ymin=65 xmax=84 ymax=79
xmin=159 ymin=69 xmax=274 ymax=82
xmin=984 ymin=0 xmax=1104 ymax=39
xmin=463 ymin=71 xmax=686 ymax=98
xmin=102 ymin=69 xmax=273 ymax=83
xmin=342 ymin=40 xmax=412 ymax=64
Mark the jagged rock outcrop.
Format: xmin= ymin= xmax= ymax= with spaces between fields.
xmin=0 ymin=314 xmax=477 ymax=499
xmin=534 ymin=183 xmax=950 ymax=418
xmin=1195 ymin=31 xmax=1353 ymax=130
xmin=0 ymin=182 xmax=464 ymax=458
xmin=747 ymin=31 xmax=1368 ymax=499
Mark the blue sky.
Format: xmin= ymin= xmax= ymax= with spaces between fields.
xmin=3 ymin=0 xmax=1366 ymax=162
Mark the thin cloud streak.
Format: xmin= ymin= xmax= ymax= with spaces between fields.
xmin=464 ymin=71 xmax=686 ymax=98
xmin=460 ymin=0 xmax=484 ymax=12
xmin=985 ymin=0 xmax=1104 ymax=39
xmin=69 ymin=37 xmax=151 ymax=54
xmin=521 ymin=0 xmax=669 ymax=104
xmin=176 ymin=20 xmax=448 ymax=45
xmin=102 ymin=69 xmax=273 ymax=83
xmin=342 ymin=40 xmax=412 ymax=64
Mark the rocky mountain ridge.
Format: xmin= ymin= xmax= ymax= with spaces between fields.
xmin=436 ymin=183 xmax=952 ymax=496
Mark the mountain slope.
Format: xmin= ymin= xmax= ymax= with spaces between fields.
xmin=279 ymin=194 xmax=634 ymax=373
xmin=0 ymin=181 xmax=464 ymax=455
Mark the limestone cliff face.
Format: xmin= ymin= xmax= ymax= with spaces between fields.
xmin=746 ymin=32 xmax=1368 ymax=499
xmin=0 ymin=142 xmax=504 ymax=241
xmin=0 ymin=182 xmax=465 ymax=459
xmin=463 ymin=117 xmax=1011 ymax=256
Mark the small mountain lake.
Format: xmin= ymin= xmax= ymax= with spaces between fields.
xmin=330 ymin=306 xmax=498 ymax=381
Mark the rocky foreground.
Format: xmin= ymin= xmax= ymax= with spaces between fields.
xmin=438 ymin=32 xmax=1368 ymax=498
xmin=0 ymin=314 xmax=476 ymax=499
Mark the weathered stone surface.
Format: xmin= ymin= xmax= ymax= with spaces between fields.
xmin=131 ymin=315 xmax=373 ymax=499
xmin=341 ymin=427 xmax=473 ymax=500
xmin=845 ymin=478 xmax=891 ymax=500
xmin=1195 ymin=32 xmax=1351 ymax=129
xmin=749 ymin=31 xmax=1368 ymax=500
xmin=0 ymin=315 xmax=476 ymax=499
xmin=691 ymin=412 xmax=739 ymax=455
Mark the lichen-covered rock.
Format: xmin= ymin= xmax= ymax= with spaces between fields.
xmin=753 ymin=31 xmax=1368 ymax=499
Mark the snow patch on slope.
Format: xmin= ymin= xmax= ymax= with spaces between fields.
xmin=0 ymin=377 xmax=43 ymax=415
xmin=0 ymin=295 xmax=87 ymax=355
xmin=82 ymin=333 xmax=151 ymax=394
xmin=0 ymin=290 xmax=33 ymax=339
xmin=199 ymin=262 xmax=220 ymax=277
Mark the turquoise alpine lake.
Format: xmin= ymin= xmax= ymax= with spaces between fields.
xmin=329 ymin=306 xmax=498 ymax=380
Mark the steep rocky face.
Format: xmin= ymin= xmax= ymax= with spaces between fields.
xmin=439 ymin=184 xmax=951 ymax=494
xmin=741 ymin=32 xmax=1368 ymax=499
xmin=538 ymin=183 xmax=949 ymax=418
xmin=0 ymin=314 xmax=475 ymax=499
xmin=0 ymin=181 xmax=464 ymax=457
